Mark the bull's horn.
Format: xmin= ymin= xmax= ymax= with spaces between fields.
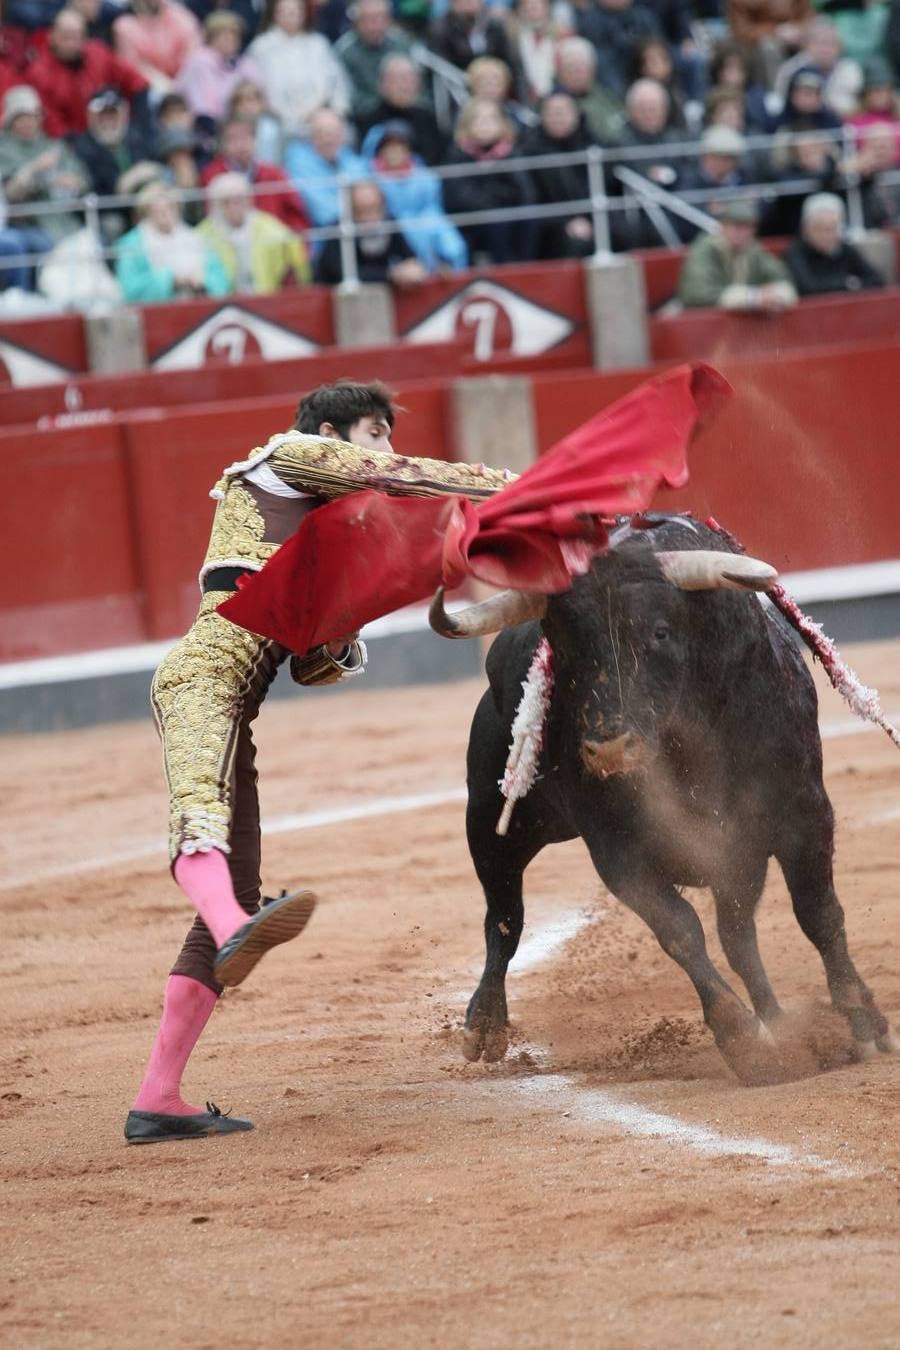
xmin=656 ymin=550 xmax=778 ymax=592
xmin=428 ymin=586 xmax=547 ymax=638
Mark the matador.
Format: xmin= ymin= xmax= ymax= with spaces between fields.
xmin=126 ymin=380 xmax=512 ymax=1144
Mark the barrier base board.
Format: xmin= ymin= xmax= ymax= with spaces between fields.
xmin=1 ymin=593 xmax=899 ymax=734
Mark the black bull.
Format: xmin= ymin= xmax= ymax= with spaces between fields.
xmin=439 ymin=520 xmax=895 ymax=1084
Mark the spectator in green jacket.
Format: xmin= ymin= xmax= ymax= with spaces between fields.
xmin=678 ymin=197 xmax=798 ymax=311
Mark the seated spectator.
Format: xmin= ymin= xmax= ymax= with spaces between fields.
xmin=726 ymin=0 xmax=810 ymax=89
xmin=429 ymin=0 xmax=520 ymax=79
xmin=69 ymin=0 xmax=122 ymax=47
xmin=761 ymin=125 xmax=841 ymax=236
xmin=247 ymin=0 xmax=350 ymax=144
xmin=156 ymin=90 xmax=212 ymax=165
xmin=707 ymin=43 xmax=774 ymax=134
xmin=608 ymin=78 xmax=684 ymax=246
xmin=774 ymin=66 xmax=843 ymax=132
xmin=174 ymin=13 xmax=262 ymax=126
xmin=201 ymin=115 xmax=309 ymax=232
xmin=0 ymin=85 xmax=88 ymax=247
xmin=26 ymin=8 xmax=150 ymax=138
xmin=284 ymin=107 xmax=365 ymax=227
xmin=839 ymin=121 xmax=900 ymax=229
xmin=773 ymin=18 xmax=861 ymax=119
xmin=631 ymin=35 xmax=689 ymax=129
xmin=465 ymin=55 xmax=530 ymax=130
xmin=361 ymin=118 xmax=467 ymax=269
xmin=334 ymin=0 xmax=412 ymax=124
xmin=182 ymin=0 xmax=262 ymax=48
xmin=846 ymin=62 xmax=900 ymax=165
xmin=678 ymin=125 xmax=752 ymax=239
xmin=554 ymin=36 xmax=624 ymax=143
xmin=520 ymin=91 xmax=595 ymax=257
xmin=784 ymin=191 xmax=885 ymax=295
xmin=505 ymin=0 xmax=567 ymax=106
xmin=71 ymin=87 xmax=154 ymax=201
xmin=155 ymin=126 xmax=203 ymax=224
xmin=227 ymin=79 xmax=283 ymax=166
xmin=575 ymin=0 xmax=661 ymax=100
xmin=356 ymin=55 xmax=447 ymax=166
xmin=197 ymin=170 xmax=310 ymax=290
xmin=115 ymin=180 xmax=230 ymax=300
xmin=678 ymin=197 xmax=798 ymax=309
xmin=442 ymin=97 xmax=536 ymax=263
xmin=313 ymin=177 xmax=428 ymax=285
xmin=113 ymin=0 xmax=202 ymax=97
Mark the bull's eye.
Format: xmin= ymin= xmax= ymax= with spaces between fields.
xmin=653 ymin=622 xmax=671 ymax=643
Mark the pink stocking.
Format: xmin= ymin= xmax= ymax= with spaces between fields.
xmin=133 ymin=974 xmax=219 ymax=1115
xmin=174 ymin=848 xmax=248 ymax=948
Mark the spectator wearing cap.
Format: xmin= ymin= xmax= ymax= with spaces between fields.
xmin=361 ymin=119 xmax=467 ymax=270
xmin=356 ymin=55 xmax=447 ymax=166
xmin=847 ymin=62 xmax=900 ymax=165
xmin=115 ymin=180 xmax=230 ymax=300
xmin=155 ymin=125 xmax=203 ymax=223
xmin=678 ymin=197 xmax=798 ymax=310
xmin=283 ymin=107 xmax=365 ymax=228
xmin=0 ymin=85 xmax=88 ymax=243
xmin=677 ymin=124 xmax=753 ymax=241
xmin=519 ymin=92 xmax=596 ymax=259
xmin=247 ymin=0 xmax=350 ymax=144
xmin=113 ymin=0 xmax=202 ymax=97
xmin=773 ymin=18 xmax=862 ymax=119
xmin=174 ymin=13 xmax=262 ymax=125
xmin=313 ymin=178 xmax=428 ymax=286
xmin=26 ymin=8 xmax=150 ymax=138
xmin=156 ymin=90 xmax=213 ymax=166
xmin=784 ymin=191 xmax=885 ymax=296
xmin=200 ymin=115 xmax=310 ymax=232
xmin=334 ymin=0 xmax=412 ymax=123
xmin=71 ymin=88 xmax=155 ymax=201
xmin=197 ymin=170 xmax=310 ymax=291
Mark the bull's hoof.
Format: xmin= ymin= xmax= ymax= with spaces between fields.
xmin=708 ymin=993 xmax=786 ymax=1086
xmin=875 ymin=1026 xmax=900 ymax=1054
xmin=462 ymin=1026 xmax=487 ymax=1062
xmin=482 ymin=1027 xmax=510 ymax=1063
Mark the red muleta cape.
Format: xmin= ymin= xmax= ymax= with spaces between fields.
xmin=218 ymin=362 xmax=732 ymax=654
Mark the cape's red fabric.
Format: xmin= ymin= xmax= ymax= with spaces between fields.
xmin=218 ymin=362 xmax=731 ymax=653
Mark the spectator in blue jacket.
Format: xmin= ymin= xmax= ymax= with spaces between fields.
xmin=115 ymin=181 xmax=230 ymax=301
xmin=284 ymin=106 xmax=365 ymax=227
xmin=361 ymin=119 xmax=467 ymax=270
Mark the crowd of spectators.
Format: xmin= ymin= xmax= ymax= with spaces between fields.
xmin=1 ymin=0 xmax=899 ymax=307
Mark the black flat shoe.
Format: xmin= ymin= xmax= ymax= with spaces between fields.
xmin=125 ymin=1101 xmax=254 ymax=1144
xmin=213 ymin=888 xmax=317 ymax=987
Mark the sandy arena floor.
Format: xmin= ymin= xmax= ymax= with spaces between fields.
xmin=1 ymin=640 xmax=898 ymax=1349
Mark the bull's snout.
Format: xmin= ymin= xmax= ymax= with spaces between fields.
xmin=581 ymin=731 xmax=645 ymax=778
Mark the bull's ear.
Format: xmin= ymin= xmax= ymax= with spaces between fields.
xmin=429 ymin=587 xmax=547 ymax=638
xmin=655 ymin=550 xmax=778 ymax=592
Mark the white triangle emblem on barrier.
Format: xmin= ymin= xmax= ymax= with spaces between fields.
xmin=0 ymin=339 xmax=69 ymax=386
xmin=402 ymin=279 xmax=574 ymax=360
xmin=152 ymin=304 xmax=320 ymax=371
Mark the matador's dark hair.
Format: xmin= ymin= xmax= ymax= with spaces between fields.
xmin=293 ymin=379 xmax=397 ymax=441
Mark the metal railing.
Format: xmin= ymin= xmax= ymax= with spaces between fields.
xmin=0 ymin=124 xmax=894 ymax=301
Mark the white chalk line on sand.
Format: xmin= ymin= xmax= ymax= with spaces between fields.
xmin=481 ymin=911 xmax=856 ymax=1177
xmin=0 ymin=786 xmax=468 ymax=891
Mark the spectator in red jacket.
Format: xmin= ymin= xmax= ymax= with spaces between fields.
xmin=200 ymin=115 xmax=309 ymax=233
xmin=27 ymin=8 xmax=149 ymax=138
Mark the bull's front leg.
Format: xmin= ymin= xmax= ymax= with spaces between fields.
xmin=592 ymin=851 xmax=784 ymax=1085
xmin=464 ymin=873 xmax=525 ymax=1063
